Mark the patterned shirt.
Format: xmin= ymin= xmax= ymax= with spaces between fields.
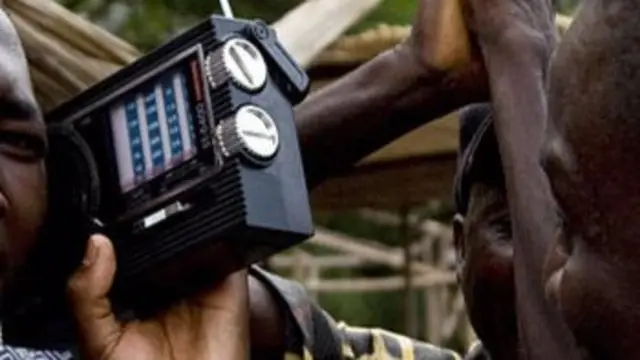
xmin=0 ymin=268 xmax=486 ymax=360
xmin=251 ymin=268 xmax=487 ymax=360
xmin=0 ymin=349 xmax=72 ymax=360
xmin=0 ymin=327 xmax=73 ymax=359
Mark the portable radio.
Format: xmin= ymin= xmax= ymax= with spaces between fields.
xmin=3 ymin=14 xmax=313 ymax=349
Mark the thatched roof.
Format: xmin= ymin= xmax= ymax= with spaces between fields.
xmin=5 ymin=0 xmax=139 ymax=111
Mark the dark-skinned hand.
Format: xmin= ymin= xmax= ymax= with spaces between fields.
xmin=398 ymin=0 xmax=488 ymax=101
xmin=462 ymin=0 xmax=556 ymax=65
xmin=67 ymin=235 xmax=249 ymax=360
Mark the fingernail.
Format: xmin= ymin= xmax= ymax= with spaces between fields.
xmin=82 ymin=236 xmax=100 ymax=268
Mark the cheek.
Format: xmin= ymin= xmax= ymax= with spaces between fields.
xmin=464 ymin=227 xmax=513 ymax=283
xmin=552 ymin=249 xmax=639 ymax=356
xmin=462 ymin=229 xmax=515 ymax=305
xmin=0 ymin=161 xmax=46 ymax=268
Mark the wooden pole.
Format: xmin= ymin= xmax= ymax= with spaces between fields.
xmin=307 ymin=264 xmax=320 ymax=301
xmin=292 ymin=249 xmax=310 ymax=282
xmin=441 ymin=290 xmax=466 ymax=340
xmin=425 ymin=236 xmax=442 ymax=345
xmin=272 ymin=0 xmax=383 ymax=68
xmin=400 ymin=207 xmax=417 ymax=338
xmin=311 ymin=227 xmax=450 ymax=276
xmin=302 ymin=273 xmax=455 ymax=292
xmin=270 ymin=254 xmax=366 ymax=269
xmin=358 ymin=209 xmax=453 ymax=240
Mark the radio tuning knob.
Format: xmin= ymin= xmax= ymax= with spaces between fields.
xmin=205 ymin=38 xmax=268 ymax=92
xmin=215 ymin=105 xmax=280 ymax=163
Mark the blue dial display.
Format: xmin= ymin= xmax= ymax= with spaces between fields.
xmin=110 ymin=71 xmax=198 ymax=192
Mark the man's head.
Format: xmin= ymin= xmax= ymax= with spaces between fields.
xmin=0 ymin=9 xmax=46 ymax=296
xmin=543 ymin=0 xmax=640 ymax=358
xmin=453 ymin=103 xmax=517 ymax=360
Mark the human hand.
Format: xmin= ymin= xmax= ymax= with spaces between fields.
xmin=67 ymin=235 xmax=249 ymax=360
xmin=462 ymin=0 xmax=556 ymax=63
xmin=397 ymin=0 xmax=488 ymax=102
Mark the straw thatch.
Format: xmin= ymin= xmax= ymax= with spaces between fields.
xmin=313 ymin=14 xmax=574 ymax=66
xmin=4 ymin=0 xmax=140 ymax=111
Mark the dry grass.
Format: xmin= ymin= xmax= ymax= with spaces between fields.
xmin=314 ymin=14 xmax=574 ymax=66
xmin=4 ymin=0 xmax=140 ymax=111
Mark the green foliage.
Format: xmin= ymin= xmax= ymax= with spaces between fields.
xmin=351 ymin=0 xmax=416 ymax=33
xmin=59 ymin=0 xmax=422 ymax=51
xmin=319 ymin=291 xmax=405 ymax=333
xmin=59 ymin=0 xmax=304 ymax=51
xmin=61 ymin=0 xmax=583 ymax=52
xmin=312 ymin=211 xmax=410 ymax=333
xmin=556 ymin=0 xmax=581 ymax=14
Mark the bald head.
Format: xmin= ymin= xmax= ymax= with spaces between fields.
xmin=543 ymin=0 xmax=640 ymax=358
xmin=0 ymin=9 xmax=37 ymax=114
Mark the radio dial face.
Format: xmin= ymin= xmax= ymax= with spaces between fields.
xmin=216 ymin=105 xmax=279 ymax=163
xmin=207 ymin=38 xmax=268 ymax=92
xmin=235 ymin=105 xmax=279 ymax=159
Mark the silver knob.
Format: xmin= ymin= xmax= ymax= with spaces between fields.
xmin=216 ymin=105 xmax=279 ymax=162
xmin=206 ymin=38 xmax=268 ymax=92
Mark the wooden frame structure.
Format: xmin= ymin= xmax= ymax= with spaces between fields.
xmin=268 ymin=209 xmax=472 ymax=346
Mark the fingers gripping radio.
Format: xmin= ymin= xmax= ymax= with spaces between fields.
xmin=3 ymin=15 xmax=313 ymax=349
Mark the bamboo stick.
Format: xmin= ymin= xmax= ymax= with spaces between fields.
xmin=303 ymin=273 xmax=456 ymax=292
xmin=272 ymin=0 xmax=382 ymax=68
xmin=270 ymin=255 xmax=365 ymax=269
xmin=312 ymin=227 xmax=450 ymax=276
xmin=314 ymin=15 xmax=575 ymax=66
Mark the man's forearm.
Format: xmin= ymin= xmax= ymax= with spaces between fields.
xmin=483 ymin=42 xmax=580 ymax=360
xmin=295 ymin=46 xmax=469 ymax=189
xmin=484 ymin=44 xmax=553 ymax=261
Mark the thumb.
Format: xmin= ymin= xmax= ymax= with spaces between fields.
xmin=67 ymin=235 xmax=122 ymax=357
xmin=414 ymin=0 xmax=471 ymax=70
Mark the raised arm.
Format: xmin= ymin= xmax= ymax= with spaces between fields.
xmin=295 ymin=0 xmax=485 ymax=189
xmin=463 ymin=2 xmax=580 ymax=359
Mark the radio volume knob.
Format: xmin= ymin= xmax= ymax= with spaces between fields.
xmin=216 ymin=105 xmax=280 ymax=163
xmin=206 ymin=38 xmax=268 ymax=92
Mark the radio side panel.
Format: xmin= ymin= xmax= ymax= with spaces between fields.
xmin=239 ymin=83 xmax=314 ymax=237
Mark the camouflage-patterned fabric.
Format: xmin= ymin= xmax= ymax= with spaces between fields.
xmin=251 ymin=267 xmax=487 ymax=360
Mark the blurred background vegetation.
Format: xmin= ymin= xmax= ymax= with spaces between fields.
xmin=59 ymin=0 xmax=582 ymax=52
xmin=55 ymin=0 xmax=582 ymax=351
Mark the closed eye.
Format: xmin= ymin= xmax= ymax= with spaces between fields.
xmin=491 ymin=215 xmax=512 ymax=233
xmin=0 ymin=130 xmax=47 ymax=161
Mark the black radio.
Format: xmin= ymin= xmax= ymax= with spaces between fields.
xmin=2 ymin=14 xmax=313 ymax=349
